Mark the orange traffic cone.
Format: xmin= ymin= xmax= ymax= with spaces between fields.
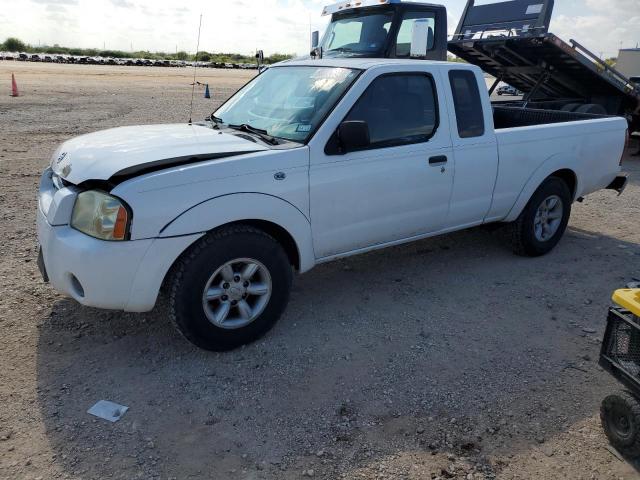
xmin=10 ymin=73 xmax=20 ymax=97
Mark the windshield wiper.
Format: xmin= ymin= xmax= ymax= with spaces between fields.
xmin=210 ymin=114 xmax=224 ymax=129
xmin=327 ymin=47 xmax=354 ymax=53
xmin=228 ymin=123 xmax=279 ymax=145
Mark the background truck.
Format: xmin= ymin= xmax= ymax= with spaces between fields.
xmin=616 ymin=49 xmax=640 ymax=83
xmin=312 ymin=0 xmax=640 ymax=132
xmin=38 ymin=58 xmax=628 ymax=351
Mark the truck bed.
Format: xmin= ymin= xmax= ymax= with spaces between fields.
xmin=486 ymin=113 xmax=627 ymax=223
xmin=493 ymin=105 xmax=605 ymax=129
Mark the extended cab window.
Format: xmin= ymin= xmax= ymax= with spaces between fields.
xmin=395 ymin=11 xmax=436 ymax=57
xmin=344 ymin=73 xmax=438 ymax=148
xmin=448 ymin=70 xmax=485 ymax=138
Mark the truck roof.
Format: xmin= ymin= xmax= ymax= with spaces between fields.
xmin=321 ymin=0 xmax=443 ymax=17
xmin=274 ymin=58 xmax=475 ymax=71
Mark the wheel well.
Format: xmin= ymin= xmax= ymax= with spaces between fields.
xmin=225 ymin=220 xmax=301 ymax=271
xmin=550 ymin=169 xmax=577 ymax=200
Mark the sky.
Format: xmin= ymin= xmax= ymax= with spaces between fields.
xmin=0 ymin=0 xmax=638 ymax=58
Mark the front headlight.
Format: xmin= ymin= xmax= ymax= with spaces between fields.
xmin=71 ymin=190 xmax=130 ymax=241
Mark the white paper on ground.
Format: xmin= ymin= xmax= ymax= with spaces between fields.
xmin=87 ymin=400 xmax=129 ymax=422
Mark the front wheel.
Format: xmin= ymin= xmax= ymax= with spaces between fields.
xmin=508 ymin=176 xmax=572 ymax=257
xmin=168 ymin=225 xmax=292 ymax=351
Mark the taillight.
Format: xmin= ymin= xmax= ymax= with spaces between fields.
xmin=625 ymin=129 xmax=630 ymax=148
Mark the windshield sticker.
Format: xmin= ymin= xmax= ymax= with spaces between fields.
xmin=296 ymin=124 xmax=312 ymax=133
xmin=526 ymin=4 xmax=543 ymax=15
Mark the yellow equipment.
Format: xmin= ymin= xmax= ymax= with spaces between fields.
xmin=612 ymin=289 xmax=640 ymax=318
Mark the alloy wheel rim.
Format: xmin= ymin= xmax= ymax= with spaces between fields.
xmin=202 ymin=258 xmax=272 ymax=330
xmin=534 ymin=195 xmax=563 ymax=242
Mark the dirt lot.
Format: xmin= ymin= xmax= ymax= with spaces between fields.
xmin=1 ymin=61 xmax=640 ymax=480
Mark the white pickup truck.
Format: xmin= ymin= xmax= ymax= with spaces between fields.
xmin=37 ymin=59 xmax=628 ymax=350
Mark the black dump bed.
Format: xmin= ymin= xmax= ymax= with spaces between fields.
xmin=447 ymin=0 xmax=640 ymax=129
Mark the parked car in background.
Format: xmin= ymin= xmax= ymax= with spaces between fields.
xmin=8 ymin=54 xmax=195 ymax=68
xmin=497 ymin=85 xmax=522 ymax=96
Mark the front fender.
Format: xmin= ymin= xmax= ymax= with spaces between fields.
xmin=160 ymin=193 xmax=316 ymax=272
xmin=503 ymin=153 xmax=580 ymax=223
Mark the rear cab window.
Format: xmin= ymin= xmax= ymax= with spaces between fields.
xmin=448 ymin=70 xmax=485 ymax=138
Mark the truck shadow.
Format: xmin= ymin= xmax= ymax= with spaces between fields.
xmin=34 ymin=216 xmax=640 ymax=478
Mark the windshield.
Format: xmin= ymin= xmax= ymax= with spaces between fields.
xmin=320 ymin=12 xmax=393 ymax=57
xmin=214 ymin=66 xmax=360 ymax=143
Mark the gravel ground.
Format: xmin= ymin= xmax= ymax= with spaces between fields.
xmin=1 ymin=61 xmax=640 ymax=480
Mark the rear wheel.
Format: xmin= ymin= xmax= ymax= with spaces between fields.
xmin=601 ymin=391 xmax=640 ymax=457
xmin=168 ymin=225 xmax=292 ymax=351
xmin=509 ymin=176 xmax=572 ymax=257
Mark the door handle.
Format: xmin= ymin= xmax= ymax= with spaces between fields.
xmin=429 ymin=155 xmax=448 ymax=166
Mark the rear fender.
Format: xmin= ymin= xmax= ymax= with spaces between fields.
xmin=503 ymin=153 xmax=580 ymax=223
xmin=160 ymin=193 xmax=316 ymax=272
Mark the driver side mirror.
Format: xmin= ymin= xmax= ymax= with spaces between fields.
xmin=310 ymin=31 xmax=322 ymax=59
xmin=337 ymin=120 xmax=370 ymax=153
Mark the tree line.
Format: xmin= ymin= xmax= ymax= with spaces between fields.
xmin=1 ymin=37 xmax=293 ymax=64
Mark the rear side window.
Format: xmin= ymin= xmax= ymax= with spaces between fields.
xmin=345 ymin=73 xmax=439 ymax=148
xmin=448 ymin=70 xmax=485 ymax=138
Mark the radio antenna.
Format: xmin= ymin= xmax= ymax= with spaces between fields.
xmin=188 ymin=14 xmax=203 ymax=125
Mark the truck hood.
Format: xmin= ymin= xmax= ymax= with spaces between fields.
xmin=50 ymin=124 xmax=268 ymax=185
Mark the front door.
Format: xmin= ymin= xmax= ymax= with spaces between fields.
xmin=309 ymin=70 xmax=454 ymax=259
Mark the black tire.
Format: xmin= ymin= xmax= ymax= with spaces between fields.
xmin=561 ymin=103 xmax=581 ymax=112
xmin=168 ymin=225 xmax=292 ymax=351
xmin=601 ymin=391 xmax=640 ymax=457
xmin=576 ymin=103 xmax=607 ymax=115
xmin=508 ymin=176 xmax=572 ymax=257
